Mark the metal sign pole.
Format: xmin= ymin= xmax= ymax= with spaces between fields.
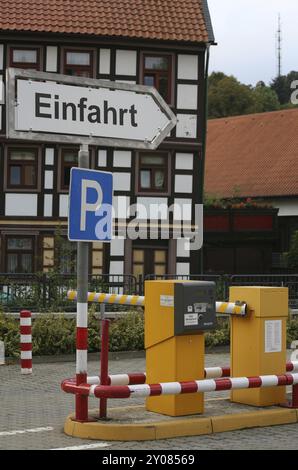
xmin=75 ymin=144 xmax=89 ymax=422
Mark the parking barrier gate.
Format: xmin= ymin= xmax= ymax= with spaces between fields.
xmin=67 ymin=290 xmax=247 ymax=315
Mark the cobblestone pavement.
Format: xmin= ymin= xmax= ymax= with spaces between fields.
xmin=0 ymin=352 xmax=297 ymax=450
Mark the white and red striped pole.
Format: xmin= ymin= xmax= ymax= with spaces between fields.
xmin=83 ymin=372 xmax=298 ymax=399
xmin=74 ymin=144 xmax=90 ymax=422
xmin=20 ymin=310 xmax=32 ymax=375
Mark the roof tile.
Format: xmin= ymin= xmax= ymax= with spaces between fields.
xmin=0 ymin=0 xmax=212 ymax=43
xmin=205 ymin=109 xmax=298 ymax=198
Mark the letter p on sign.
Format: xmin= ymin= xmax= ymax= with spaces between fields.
xmin=68 ymin=168 xmax=113 ymax=242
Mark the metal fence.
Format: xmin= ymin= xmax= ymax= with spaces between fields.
xmin=0 ymin=273 xmax=137 ymax=312
xmin=0 ymin=272 xmax=298 ymax=312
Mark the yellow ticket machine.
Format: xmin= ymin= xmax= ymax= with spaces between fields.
xmin=145 ymin=280 xmax=216 ymax=417
xmin=229 ymin=286 xmax=288 ymax=406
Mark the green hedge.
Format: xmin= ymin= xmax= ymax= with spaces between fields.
xmin=1 ymin=311 xmax=298 ymax=357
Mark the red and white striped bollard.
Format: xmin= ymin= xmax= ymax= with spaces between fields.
xmin=20 ymin=310 xmax=32 ymax=375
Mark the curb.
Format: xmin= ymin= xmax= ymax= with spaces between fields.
xmin=63 ymin=404 xmax=298 ymax=441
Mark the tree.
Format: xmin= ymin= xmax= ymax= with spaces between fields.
xmin=208 ymin=72 xmax=255 ymax=118
xmin=270 ymin=71 xmax=298 ymax=105
xmin=252 ymin=85 xmax=280 ymax=113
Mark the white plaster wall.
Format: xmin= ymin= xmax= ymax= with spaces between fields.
xmin=5 ymin=194 xmax=38 ymax=216
xmin=109 ymin=261 xmax=124 ymax=275
xmin=176 ymin=114 xmax=197 ymax=139
xmin=46 ymin=46 xmax=58 ymax=72
xmin=59 ymin=194 xmax=69 ymax=217
xmin=113 ymin=151 xmax=131 ymax=168
xmin=110 ymin=238 xmax=125 ymax=256
xmin=45 ymin=148 xmax=54 ymax=166
xmin=113 ymin=172 xmax=131 ymax=191
xmin=175 ymin=153 xmax=194 ymax=170
xmin=177 ymin=238 xmax=190 ymax=258
xmin=115 ymin=50 xmax=137 ymax=76
xmin=175 ymin=175 xmax=193 ymax=193
xmin=44 ymin=170 xmax=53 ymax=189
xmin=99 ymin=49 xmax=111 ymax=75
xmin=0 ymin=76 xmax=4 ymax=104
xmin=98 ymin=149 xmax=107 ymax=167
xmin=44 ymin=194 xmax=53 ymax=217
xmin=177 ymin=55 xmax=198 ymax=80
xmin=177 ymin=84 xmax=198 ymax=110
xmin=176 ymin=262 xmax=190 ymax=276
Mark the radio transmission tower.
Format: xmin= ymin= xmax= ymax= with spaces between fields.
xmin=276 ymin=14 xmax=282 ymax=77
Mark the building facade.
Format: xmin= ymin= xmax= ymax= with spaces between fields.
xmin=205 ymin=109 xmax=298 ymax=272
xmin=0 ymin=0 xmax=215 ymax=279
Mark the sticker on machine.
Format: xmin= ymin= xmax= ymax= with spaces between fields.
xmin=265 ymin=320 xmax=282 ymax=353
xmin=184 ymin=313 xmax=198 ymax=326
xmin=160 ymin=295 xmax=174 ymax=307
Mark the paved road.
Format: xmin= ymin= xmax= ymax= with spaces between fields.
xmin=0 ymin=353 xmax=297 ymax=450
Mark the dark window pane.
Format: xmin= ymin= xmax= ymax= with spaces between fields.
xmin=158 ymin=76 xmax=169 ymax=101
xmin=145 ymin=56 xmax=169 ymax=70
xmin=64 ymin=168 xmax=71 ymax=187
xmin=10 ymin=166 xmax=21 ymax=185
xmin=154 ymin=170 xmax=165 ymax=188
xmin=7 ymin=254 xmax=18 ymax=273
xmin=63 ymin=153 xmax=78 ymax=163
xmin=13 ymin=49 xmax=37 ymax=63
xmin=65 ymin=68 xmax=91 ymax=77
xmin=7 ymin=238 xmax=33 ymax=250
xmin=141 ymin=155 xmax=165 ymax=165
xmin=21 ymin=254 xmax=32 ymax=273
xmin=144 ymin=75 xmax=155 ymax=87
xmin=10 ymin=150 xmax=35 ymax=161
xmin=24 ymin=165 xmax=36 ymax=186
xmin=140 ymin=170 xmax=151 ymax=188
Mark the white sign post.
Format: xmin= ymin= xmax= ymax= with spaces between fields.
xmin=6 ymin=68 xmax=176 ymax=149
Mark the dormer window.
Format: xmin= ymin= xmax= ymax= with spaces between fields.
xmin=63 ymin=49 xmax=94 ymax=77
xmin=10 ymin=47 xmax=40 ymax=70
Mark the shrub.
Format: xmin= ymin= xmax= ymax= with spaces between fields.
xmin=1 ymin=311 xmax=297 ymax=357
xmin=287 ymin=316 xmax=298 ymax=347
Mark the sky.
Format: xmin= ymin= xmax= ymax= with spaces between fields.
xmin=207 ymin=0 xmax=298 ymax=86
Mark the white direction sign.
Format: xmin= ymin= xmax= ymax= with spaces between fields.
xmin=6 ymin=68 xmax=176 ymax=150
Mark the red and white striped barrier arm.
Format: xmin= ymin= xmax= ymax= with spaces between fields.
xmin=62 ymin=372 xmax=298 ymax=399
xmin=83 ymin=361 xmax=298 ymax=386
xmin=20 ymin=310 xmax=32 ymax=375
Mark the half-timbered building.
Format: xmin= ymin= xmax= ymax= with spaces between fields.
xmin=0 ymin=0 xmax=215 ymax=280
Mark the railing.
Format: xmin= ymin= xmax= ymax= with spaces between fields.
xmin=1 ymin=272 xmax=298 ymax=312
xmin=0 ymin=273 xmax=137 ymax=312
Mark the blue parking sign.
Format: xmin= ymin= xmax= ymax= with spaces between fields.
xmin=68 ymin=168 xmax=113 ymax=242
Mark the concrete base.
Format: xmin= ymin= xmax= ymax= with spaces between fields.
xmin=64 ymin=398 xmax=298 ymax=441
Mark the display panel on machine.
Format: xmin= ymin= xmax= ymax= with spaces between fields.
xmin=174 ymin=282 xmax=216 ymax=335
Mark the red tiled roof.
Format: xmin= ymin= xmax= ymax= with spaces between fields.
xmin=0 ymin=0 xmax=213 ymax=43
xmin=205 ymin=109 xmax=298 ymax=198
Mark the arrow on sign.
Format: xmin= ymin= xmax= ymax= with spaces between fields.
xmin=7 ymin=68 xmax=177 ymax=150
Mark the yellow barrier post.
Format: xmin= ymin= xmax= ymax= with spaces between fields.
xmin=144 ymin=280 xmax=216 ymax=417
xmin=229 ymin=286 xmax=288 ymax=406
